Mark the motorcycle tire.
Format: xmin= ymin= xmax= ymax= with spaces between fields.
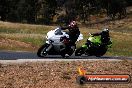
xmin=60 ymin=48 xmax=66 ymax=58
xmin=95 ymin=47 xmax=107 ymax=57
xmin=60 ymin=46 xmax=75 ymax=58
xmin=75 ymin=47 xmax=84 ymax=56
xmin=37 ymin=44 xmax=48 ymax=57
xmin=61 ymin=53 xmax=66 ymax=58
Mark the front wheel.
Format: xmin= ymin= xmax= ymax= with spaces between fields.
xmin=75 ymin=47 xmax=84 ymax=56
xmin=37 ymin=44 xmax=49 ymax=57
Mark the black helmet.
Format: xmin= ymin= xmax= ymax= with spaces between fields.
xmin=102 ymin=28 xmax=109 ymax=33
xmin=102 ymin=28 xmax=109 ymax=36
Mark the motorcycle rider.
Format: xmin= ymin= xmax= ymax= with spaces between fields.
xmin=91 ymin=28 xmax=110 ymax=45
xmin=44 ymin=20 xmax=80 ymax=54
xmin=75 ymin=28 xmax=112 ymax=56
xmin=85 ymin=28 xmax=110 ymax=49
xmin=61 ymin=20 xmax=80 ymax=49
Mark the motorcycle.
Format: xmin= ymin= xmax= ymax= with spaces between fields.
xmin=37 ymin=27 xmax=83 ymax=58
xmin=75 ymin=32 xmax=112 ymax=57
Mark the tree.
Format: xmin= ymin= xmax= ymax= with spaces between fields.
xmin=100 ymin=0 xmax=127 ymax=19
xmin=75 ymin=0 xmax=98 ymax=23
xmin=125 ymin=0 xmax=132 ymax=6
xmin=6 ymin=0 xmax=20 ymax=22
xmin=37 ymin=0 xmax=57 ymax=24
xmin=25 ymin=0 xmax=39 ymax=23
xmin=0 ymin=0 xmax=8 ymax=21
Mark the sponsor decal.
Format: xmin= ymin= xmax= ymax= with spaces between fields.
xmin=76 ymin=67 xmax=131 ymax=84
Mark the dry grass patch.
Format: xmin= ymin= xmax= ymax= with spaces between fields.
xmin=0 ymin=21 xmax=55 ymax=30
xmin=108 ymin=32 xmax=132 ymax=56
xmin=0 ymin=33 xmax=44 ymax=39
xmin=0 ymin=37 xmax=37 ymax=51
xmin=0 ymin=21 xmax=55 ymax=34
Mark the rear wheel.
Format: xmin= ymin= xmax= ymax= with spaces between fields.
xmin=60 ymin=48 xmax=67 ymax=58
xmin=37 ymin=44 xmax=49 ymax=57
xmin=95 ymin=46 xmax=107 ymax=57
xmin=61 ymin=53 xmax=66 ymax=58
xmin=75 ymin=47 xmax=84 ymax=56
xmin=68 ymin=46 xmax=75 ymax=56
xmin=60 ymin=46 xmax=75 ymax=58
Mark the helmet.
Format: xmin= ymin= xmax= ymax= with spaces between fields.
xmin=69 ymin=21 xmax=77 ymax=28
xmin=102 ymin=28 xmax=109 ymax=33
xmin=102 ymin=28 xmax=109 ymax=36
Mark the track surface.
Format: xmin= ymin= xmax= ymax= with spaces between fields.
xmin=0 ymin=51 xmax=132 ymax=63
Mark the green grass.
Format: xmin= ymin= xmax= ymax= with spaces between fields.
xmin=0 ymin=27 xmax=50 ymax=34
xmin=14 ymin=37 xmax=45 ymax=47
xmin=0 ymin=33 xmax=43 ymax=51
xmin=107 ymin=32 xmax=132 ymax=56
xmin=107 ymin=42 xmax=132 ymax=57
xmin=0 ymin=45 xmax=32 ymax=51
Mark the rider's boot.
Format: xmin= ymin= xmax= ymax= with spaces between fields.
xmin=71 ymin=46 xmax=75 ymax=50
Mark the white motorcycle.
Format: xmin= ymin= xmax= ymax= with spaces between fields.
xmin=37 ymin=27 xmax=83 ymax=58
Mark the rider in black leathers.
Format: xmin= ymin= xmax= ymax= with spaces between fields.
xmin=91 ymin=28 xmax=110 ymax=45
xmin=45 ymin=21 xmax=80 ymax=53
xmin=61 ymin=20 xmax=80 ymax=46
xmin=84 ymin=28 xmax=110 ymax=52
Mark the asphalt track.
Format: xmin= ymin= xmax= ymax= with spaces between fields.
xmin=0 ymin=51 xmax=132 ymax=63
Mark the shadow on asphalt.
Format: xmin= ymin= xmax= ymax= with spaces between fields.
xmin=0 ymin=51 xmax=131 ymax=60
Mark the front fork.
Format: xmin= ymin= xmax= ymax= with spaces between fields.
xmin=45 ymin=44 xmax=52 ymax=52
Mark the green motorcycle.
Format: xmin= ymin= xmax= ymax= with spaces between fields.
xmin=75 ymin=33 xmax=112 ymax=57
